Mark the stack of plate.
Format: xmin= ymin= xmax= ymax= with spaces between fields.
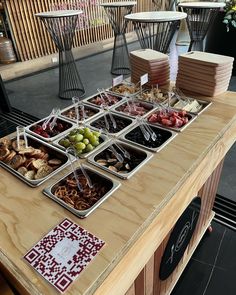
xmin=130 ymin=49 xmax=170 ymax=87
xmin=176 ymin=51 xmax=234 ymax=97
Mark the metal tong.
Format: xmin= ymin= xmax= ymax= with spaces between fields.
xmin=136 ymin=116 xmax=157 ymax=142
xmin=42 ymin=107 xmax=60 ymax=130
xmin=66 ymin=147 xmax=93 ymax=191
xmin=16 ymin=126 xmax=28 ymax=149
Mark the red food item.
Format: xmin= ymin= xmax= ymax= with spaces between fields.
xmin=148 ymin=109 xmax=189 ymax=128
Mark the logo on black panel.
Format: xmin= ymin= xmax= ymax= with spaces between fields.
xmin=159 ymin=197 xmax=201 ymax=281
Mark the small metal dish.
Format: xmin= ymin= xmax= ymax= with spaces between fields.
xmin=111 ymin=99 xmax=156 ymax=119
xmin=0 ymin=133 xmax=72 ymax=187
xmin=169 ymin=97 xmax=212 ymax=116
xmin=135 ymin=88 xmax=169 ymax=105
xmin=106 ymin=82 xmax=140 ymax=98
xmin=88 ymin=140 xmax=153 ymax=179
xmin=88 ymin=112 xmax=135 ymax=137
xmin=43 ymin=164 xmax=121 ymax=218
xmin=25 ymin=116 xmax=75 ymax=143
xmin=145 ymin=109 xmax=196 ymax=132
xmin=52 ymin=128 xmax=109 ymax=159
xmin=83 ymin=92 xmax=124 ymax=109
xmin=59 ymin=103 xmax=102 ymax=124
xmin=119 ymin=123 xmax=177 ymax=153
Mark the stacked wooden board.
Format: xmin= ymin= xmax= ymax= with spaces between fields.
xmin=176 ymin=51 xmax=234 ymax=96
xmin=130 ymin=49 xmax=170 ymax=87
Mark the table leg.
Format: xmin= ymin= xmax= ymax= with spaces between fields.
xmin=134 ymin=21 xmax=179 ymax=53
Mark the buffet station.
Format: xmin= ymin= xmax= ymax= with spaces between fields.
xmin=0 ymin=50 xmax=236 ymax=295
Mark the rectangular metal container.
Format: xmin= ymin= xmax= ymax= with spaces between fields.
xmin=82 ymin=92 xmax=124 ymax=109
xmin=106 ymin=82 xmax=140 ymax=98
xmin=87 ymin=112 xmax=135 ymax=137
xmin=88 ymin=140 xmax=153 ymax=179
xmin=59 ymin=103 xmax=102 ymax=124
xmin=169 ymin=97 xmax=212 ymax=116
xmin=52 ymin=128 xmax=109 ymax=159
xmin=119 ymin=123 xmax=177 ymax=153
xmin=43 ymin=164 xmax=121 ymax=218
xmin=110 ymin=98 xmax=156 ymax=119
xmin=0 ymin=133 xmax=73 ymax=187
xmin=25 ymin=115 xmax=76 ymax=143
xmin=135 ymin=88 xmax=169 ymax=105
xmin=145 ymin=109 xmax=197 ymax=132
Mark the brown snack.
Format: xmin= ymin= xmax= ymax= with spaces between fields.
xmin=12 ymin=139 xmax=26 ymax=151
xmin=30 ymin=149 xmax=43 ymax=158
xmin=18 ymin=147 xmax=35 ymax=155
xmin=24 ymin=170 xmax=36 ymax=180
xmin=34 ymin=165 xmax=53 ymax=179
xmin=41 ymin=153 xmax=49 ymax=161
xmin=0 ymin=137 xmax=11 ymax=147
xmin=0 ymin=147 xmax=10 ymax=160
xmin=48 ymin=158 xmax=62 ymax=166
xmin=32 ymin=159 xmax=48 ymax=170
xmin=8 ymin=155 xmax=25 ymax=169
xmin=17 ymin=166 xmax=28 ymax=176
xmin=24 ymin=158 xmax=36 ymax=169
xmin=4 ymin=150 xmax=16 ymax=163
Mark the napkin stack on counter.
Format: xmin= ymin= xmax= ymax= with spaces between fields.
xmin=176 ymin=51 xmax=234 ymax=97
xmin=130 ymin=49 xmax=170 ymax=87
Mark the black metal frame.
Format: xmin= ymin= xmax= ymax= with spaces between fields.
xmin=39 ymin=14 xmax=85 ymax=100
xmin=133 ymin=20 xmax=180 ymax=53
xmin=0 ymin=75 xmax=11 ymax=113
xmin=181 ymin=7 xmax=220 ymax=52
xmin=103 ymin=5 xmax=135 ymax=75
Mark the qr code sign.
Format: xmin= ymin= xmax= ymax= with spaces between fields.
xmin=24 ymin=219 xmax=105 ymax=293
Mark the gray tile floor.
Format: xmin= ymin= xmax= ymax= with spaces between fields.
xmin=2 ymin=35 xmax=236 ymax=295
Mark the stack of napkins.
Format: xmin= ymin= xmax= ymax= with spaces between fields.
xmin=176 ymin=51 xmax=234 ymax=96
xmin=130 ymin=49 xmax=170 ymax=87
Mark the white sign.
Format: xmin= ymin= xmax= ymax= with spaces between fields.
xmin=140 ymin=73 xmax=148 ymax=86
xmin=112 ymin=75 xmax=123 ymax=87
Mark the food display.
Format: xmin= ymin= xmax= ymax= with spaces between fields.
xmin=123 ymin=124 xmax=174 ymax=151
xmin=86 ymin=93 xmax=122 ymax=107
xmin=147 ymin=109 xmax=192 ymax=130
xmin=109 ymin=83 xmax=140 ymax=96
xmin=0 ymin=136 xmax=67 ymax=185
xmin=44 ymin=167 xmax=120 ymax=217
xmin=90 ymin=113 xmax=133 ymax=134
xmin=29 ymin=117 xmax=73 ymax=139
xmin=60 ymin=104 xmax=100 ymax=122
xmin=171 ymin=99 xmax=203 ymax=113
xmin=114 ymin=100 xmax=154 ymax=117
xmin=58 ymin=127 xmax=103 ymax=156
xmin=139 ymin=87 xmax=169 ymax=103
xmin=91 ymin=142 xmax=150 ymax=178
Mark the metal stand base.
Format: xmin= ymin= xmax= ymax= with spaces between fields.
xmin=39 ymin=13 xmax=85 ymax=100
xmin=184 ymin=8 xmax=219 ymax=52
xmin=111 ymin=33 xmax=130 ymax=75
xmin=134 ymin=20 xmax=180 ymax=53
xmin=59 ymin=50 xmax=85 ymax=100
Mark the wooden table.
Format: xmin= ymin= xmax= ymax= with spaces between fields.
xmin=1 ymin=90 xmax=236 ymax=295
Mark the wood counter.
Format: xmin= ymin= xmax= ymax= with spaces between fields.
xmin=1 ymin=91 xmax=236 ymax=295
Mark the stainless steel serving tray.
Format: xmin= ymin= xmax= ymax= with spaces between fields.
xmin=83 ymin=92 xmax=124 ymax=109
xmin=87 ymin=112 xmax=135 ymax=137
xmin=106 ymin=82 xmax=140 ymax=98
xmin=25 ymin=115 xmax=76 ymax=143
xmin=0 ymin=133 xmax=73 ymax=187
xmin=169 ymin=97 xmax=212 ymax=116
xmin=110 ymin=98 xmax=156 ymax=119
xmin=119 ymin=123 xmax=177 ymax=153
xmin=135 ymin=88 xmax=169 ymax=105
xmin=52 ymin=128 xmax=110 ymax=159
xmin=88 ymin=140 xmax=153 ymax=179
xmin=59 ymin=103 xmax=102 ymax=124
xmin=43 ymin=164 xmax=121 ymax=218
xmin=145 ymin=109 xmax=197 ymax=132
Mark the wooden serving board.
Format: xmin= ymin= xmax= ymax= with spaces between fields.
xmin=179 ymin=51 xmax=234 ymax=67
xmin=130 ymin=49 xmax=168 ymax=62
